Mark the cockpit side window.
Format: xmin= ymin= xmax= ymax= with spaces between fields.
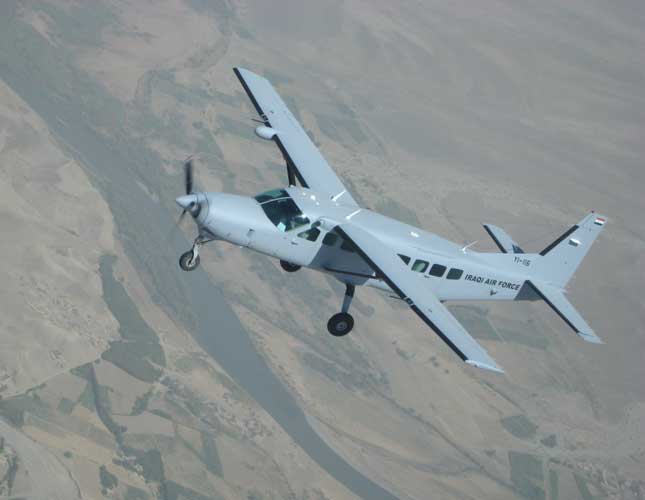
xmin=260 ymin=197 xmax=310 ymax=232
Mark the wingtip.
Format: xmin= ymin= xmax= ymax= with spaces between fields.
xmin=465 ymin=359 xmax=505 ymax=374
xmin=579 ymin=332 xmax=604 ymax=344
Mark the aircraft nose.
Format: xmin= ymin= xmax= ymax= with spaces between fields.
xmin=176 ymin=194 xmax=198 ymax=210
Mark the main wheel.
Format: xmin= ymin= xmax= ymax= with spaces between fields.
xmin=280 ymin=260 xmax=301 ymax=273
xmin=179 ymin=250 xmax=200 ymax=271
xmin=327 ymin=312 xmax=354 ymax=337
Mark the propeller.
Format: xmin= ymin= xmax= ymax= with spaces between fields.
xmin=170 ymin=157 xmax=201 ymax=236
xmin=177 ymin=157 xmax=201 ymax=222
xmin=184 ymin=157 xmax=194 ymax=195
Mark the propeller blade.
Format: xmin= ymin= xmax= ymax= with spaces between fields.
xmin=184 ymin=158 xmax=194 ymax=194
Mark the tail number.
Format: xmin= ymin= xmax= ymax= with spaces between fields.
xmin=514 ymin=256 xmax=532 ymax=267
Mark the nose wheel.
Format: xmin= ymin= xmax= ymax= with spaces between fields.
xmin=327 ymin=284 xmax=355 ymax=337
xmin=179 ymin=235 xmax=212 ymax=271
xmin=179 ymin=250 xmax=200 ymax=271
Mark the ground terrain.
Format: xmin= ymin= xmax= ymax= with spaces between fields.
xmin=0 ymin=1 xmax=643 ymax=499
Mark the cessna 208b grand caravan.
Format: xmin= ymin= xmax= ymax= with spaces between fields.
xmin=174 ymin=67 xmax=606 ymax=374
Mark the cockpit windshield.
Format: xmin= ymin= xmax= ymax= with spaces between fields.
xmin=255 ymin=189 xmax=310 ymax=232
xmin=254 ymin=188 xmax=289 ymax=204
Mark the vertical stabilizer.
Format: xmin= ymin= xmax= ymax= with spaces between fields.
xmin=536 ymin=212 xmax=606 ymax=286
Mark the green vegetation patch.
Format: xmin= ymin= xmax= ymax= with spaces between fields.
xmin=119 ymin=447 xmax=165 ymax=484
xmin=200 ymin=432 xmax=223 ymax=476
xmin=509 ymin=451 xmax=545 ymax=500
xmin=131 ymin=390 xmax=154 ymax=416
xmin=99 ymin=464 xmax=118 ymax=492
xmin=78 ymin=381 xmax=97 ymax=411
xmin=501 ymin=415 xmax=538 ymax=440
xmin=57 ymin=397 xmax=76 ymax=415
xmin=0 ymin=393 xmax=50 ymax=427
xmin=541 ymin=434 xmax=557 ymax=448
xmin=99 ymin=255 xmax=165 ymax=384
xmin=102 ymin=342 xmax=162 ymax=384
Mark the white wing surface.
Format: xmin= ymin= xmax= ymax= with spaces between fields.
xmin=234 ymin=67 xmax=358 ymax=207
xmin=335 ymin=224 xmax=504 ymax=373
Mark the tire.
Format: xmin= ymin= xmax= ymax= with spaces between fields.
xmin=280 ymin=260 xmax=301 ymax=273
xmin=327 ymin=312 xmax=354 ymax=337
xmin=179 ymin=251 xmax=200 ymax=271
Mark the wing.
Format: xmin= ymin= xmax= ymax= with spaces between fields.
xmin=234 ymin=67 xmax=358 ymax=207
xmin=335 ymin=224 xmax=504 ymax=373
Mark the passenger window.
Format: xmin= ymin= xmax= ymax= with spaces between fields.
xmin=298 ymin=228 xmax=321 ymax=242
xmin=322 ymin=233 xmax=338 ymax=246
xmin=446 ymin=268 xmax=463 ymax=280
xmin=398 ymin=254 xmax=411 ymax=265
xmin=340 ymin=239 xmax=356 ymax=253
xmin=412 ymin=259 xmax=429 ymax=272
xmin=429 ymin=264 xmax=446 ymax=277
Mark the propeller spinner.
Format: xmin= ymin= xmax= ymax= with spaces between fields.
xmin=176 ymin=158 xmax=201 ymax=221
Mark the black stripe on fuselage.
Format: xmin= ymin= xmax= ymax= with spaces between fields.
xmin=483 ymin=225 xmax=508 ymax=253
xmin=233 ymin=68 xmax=310 ymax=189
xmin=539 ymin=225 xmax=578 ymax=256
xmin=526 ymin=280 xmax=579 ymax=333
xmin=334 ymin=227 xmax=468 ymax=362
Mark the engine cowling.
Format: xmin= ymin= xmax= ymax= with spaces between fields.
xmin=255 ymin=125 xmax=277 ymax=140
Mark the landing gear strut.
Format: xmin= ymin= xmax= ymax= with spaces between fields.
xmin=327 ymin=284 xmax=355 ymax=337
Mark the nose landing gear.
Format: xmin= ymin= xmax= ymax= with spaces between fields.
xmin=179 ymin=235 xmax=213 ymax=271
xmin=179 ymin=249 xmax=200 ymax=271
xmin=327 ymin=284 xmax=355 ymax=337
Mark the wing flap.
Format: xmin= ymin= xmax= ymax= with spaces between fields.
xmin=335 ymin=224 xmax=504 ymax=373
xmin=234 ymin=68 xmax=358 ymax=206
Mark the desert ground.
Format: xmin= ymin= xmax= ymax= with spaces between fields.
xmin=0 ymin=1 xmax=644 ymax=499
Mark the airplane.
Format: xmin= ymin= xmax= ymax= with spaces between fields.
xmin=173 ymin=67 xmax=606 ymax=374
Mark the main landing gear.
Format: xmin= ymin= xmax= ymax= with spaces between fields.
xmin=327 ymin=284 xmax=355 ymax=337
xmin=280 ymin=260 xmax=301 ymax=273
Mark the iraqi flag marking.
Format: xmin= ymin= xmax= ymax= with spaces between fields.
xmin=594 ymin=217 xmax=606 ymax=226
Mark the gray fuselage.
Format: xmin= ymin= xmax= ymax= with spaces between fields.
xmin=194 ymin=187 xmax=537 ymax=302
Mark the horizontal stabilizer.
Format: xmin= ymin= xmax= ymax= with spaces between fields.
xmin=483 ymin=224 xmax=524 ymax=254
xmin=527 ymin=281 xmax=603 ymax=344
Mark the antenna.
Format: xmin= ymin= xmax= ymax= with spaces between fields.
xmin=461 ymin=241 xmax=478 ymax=253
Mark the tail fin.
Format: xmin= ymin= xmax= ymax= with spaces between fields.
xmin=536 ymin=212 xmax=606 ymax=286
